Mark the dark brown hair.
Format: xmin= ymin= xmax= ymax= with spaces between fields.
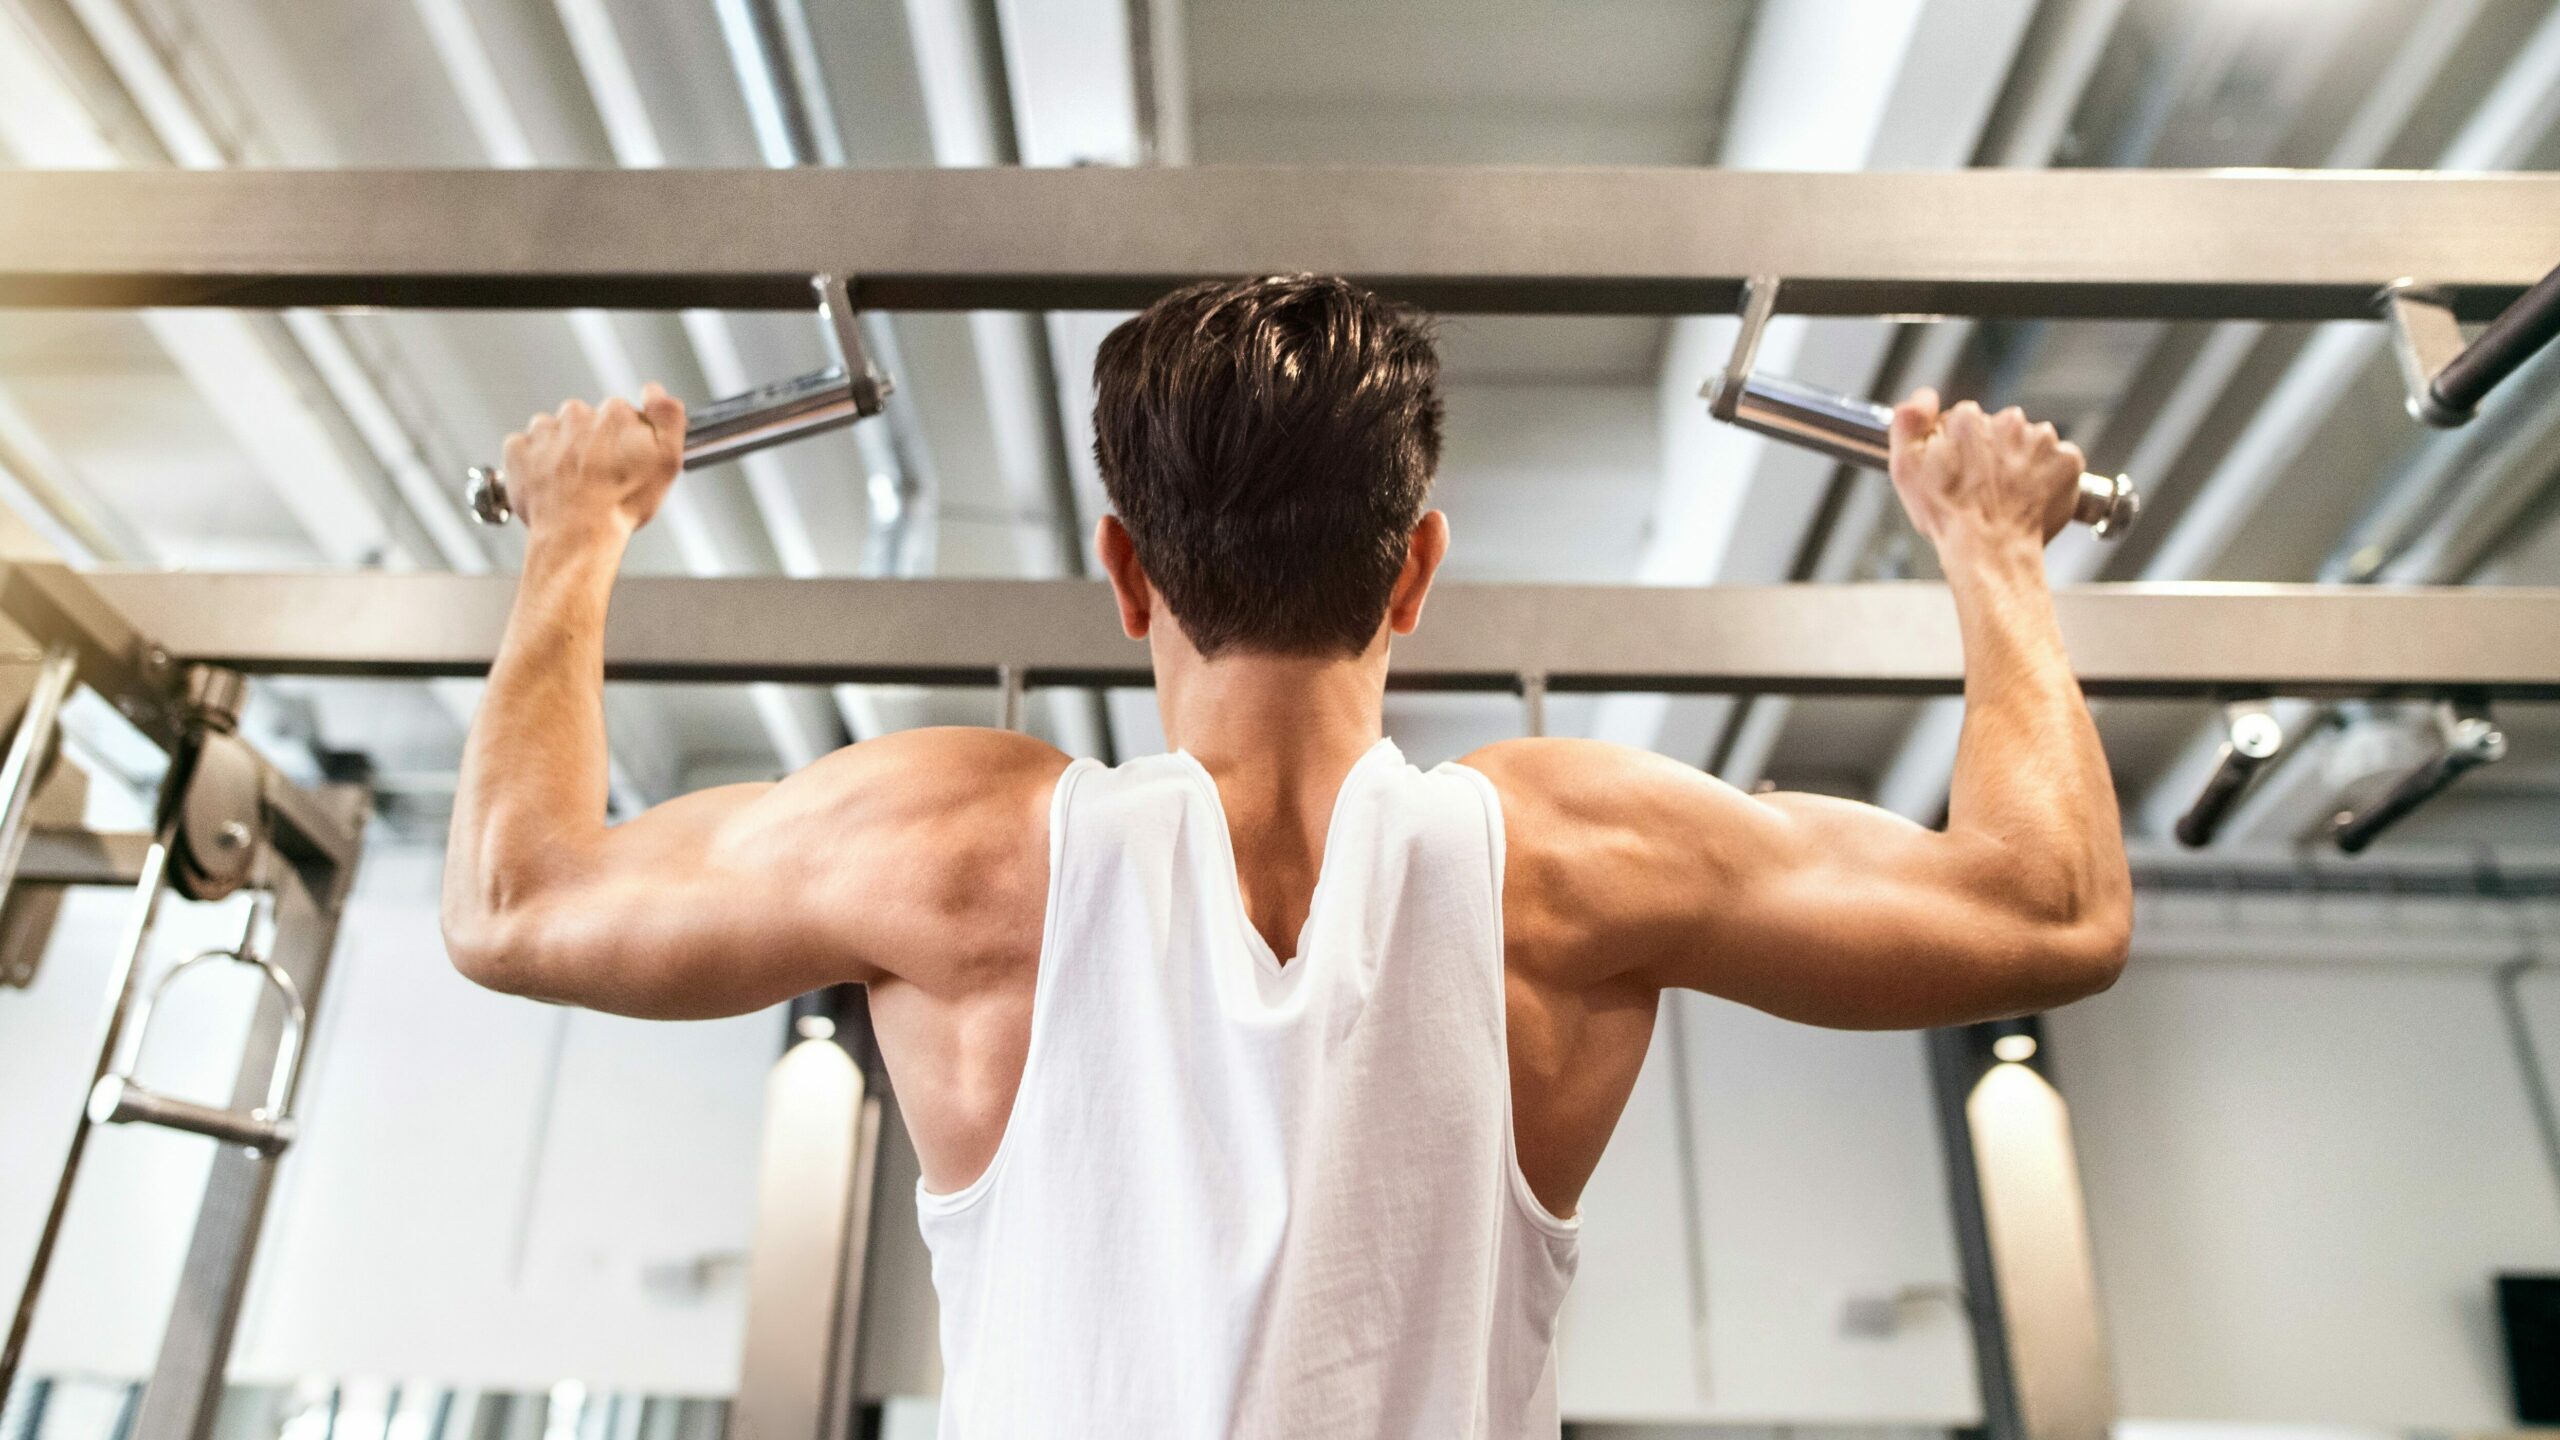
xmin=1092 ymin=274 xmax=1443 ymax=657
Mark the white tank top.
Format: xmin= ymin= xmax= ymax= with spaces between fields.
xmin=914 ymin=738 xmax=1580 ymax=1438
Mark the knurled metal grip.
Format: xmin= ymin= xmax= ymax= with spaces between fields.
xmin=464 ymin=273 xmax=893 ymax=527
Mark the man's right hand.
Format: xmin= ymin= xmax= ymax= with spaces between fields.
xmin=498 ymin=383 xmax=687 ymax=541
xmin=1887 ymin=388 xmax=2084 ymax=550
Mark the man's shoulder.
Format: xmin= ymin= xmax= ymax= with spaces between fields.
xmin=1457 ymin=735 xmax=1676 ymax=819
xmin=811 ymin=725 xmax=1073 ymax=794
xmin=775 ymin=726 xmax=1072 ymax=867
xmin=1458 ymin=734 xmax=1763 ymax=977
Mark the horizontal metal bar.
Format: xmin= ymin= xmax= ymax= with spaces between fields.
xmin=0 ymin=564 xmax=183 ymax=747
xmin=0 ymin=169 xmax=2551 ymax=319
xmin=67 ymin=570 xmax=2560 ymax=700
xmin=18 ymin=827 xmax=155 ymax=887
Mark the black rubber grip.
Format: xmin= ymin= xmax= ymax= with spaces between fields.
xmin=2331 ymin=749 xmax=2470 ymax=855
xmin=2173 ymin=747 xmax=2262 ymax=849
xmin=2429 ymin=259 xmax=2560 ymax=418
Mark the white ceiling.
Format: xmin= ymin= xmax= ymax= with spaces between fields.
xmin=0 ymin=0 xmax=2550 ymax=861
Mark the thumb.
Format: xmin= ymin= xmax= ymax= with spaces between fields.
xmin=640 ymin=382 xmax=686 ymax=459
xmin=1891 ymin=387 xmax=1940 ymax=447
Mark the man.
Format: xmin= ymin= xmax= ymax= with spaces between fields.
xmin=444 ymin=275 xmax=2129 ymax=1437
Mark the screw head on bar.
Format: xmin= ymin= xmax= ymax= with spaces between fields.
xmin=465 ymin=465 xmax=512 ymax=526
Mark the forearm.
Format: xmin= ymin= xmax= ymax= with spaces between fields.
xmin=442 ymin=524 xmax=628 ymax=948
xmin=1939 ymin=530 xmax=2128 ymax=930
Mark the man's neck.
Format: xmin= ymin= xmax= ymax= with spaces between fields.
xmin=1153 ymin=643 xmax=1388 ymax=788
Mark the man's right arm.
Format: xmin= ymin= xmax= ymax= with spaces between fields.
xmin=1467 ymin=392 xmax=2131 ymax=1030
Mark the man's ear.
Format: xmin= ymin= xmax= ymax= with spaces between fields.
xmin=1096 ymin=516 xmax=1152 ymax=640
xmin=1386 ymin=510 xmax=1450 ymax=637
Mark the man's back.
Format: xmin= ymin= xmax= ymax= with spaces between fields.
xmin=443 ymin=275 xmax=2130 ymax=1436
xmin=919 ymin=740 xmax=1573 ymax=1437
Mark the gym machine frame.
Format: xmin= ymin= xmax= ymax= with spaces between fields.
xmin=0 ymin=568 xmax=368 ymax=1440
xmin=7 ymin=165 xmax=2560 ymax=1440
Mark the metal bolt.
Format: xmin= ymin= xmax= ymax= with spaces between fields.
xmin=2450 ymin=717 xmax=2507 ymax=760
xmin=215 ymin=820 xmax=252 ymax=852
xmin=2230 ymin=711 xmax=2283 ymax=759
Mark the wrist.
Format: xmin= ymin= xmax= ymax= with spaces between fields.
xmin=521 ymin=517 xmax=634 ymax=589
xmin=523 ymin=514 xmax=633 ymax=566
xmin=1933 ymin=523 xmax=2045 ymax=580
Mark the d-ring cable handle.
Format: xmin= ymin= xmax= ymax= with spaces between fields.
xmin=86 ymin=944 xmax=308 ymax=1154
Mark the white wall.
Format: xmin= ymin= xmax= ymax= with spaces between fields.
xmin=2053 ymin=955 xmax=2560 ymax=1426
xmin=0 ymin=845 xmax=775 ymax=1396
xmin=13 ymin=835 xmax=2559 ymax=1430
xmin=1559 ymin=997 xmax=1977 ymax=1424
xmin=0 ymin=883 xmax=260 ymax=1380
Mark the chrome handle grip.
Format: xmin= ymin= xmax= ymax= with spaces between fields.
xmin=87 ymin=1074 xmax=295 ymax=1154
xmin=465 ymin=272 xmax=889 ymax=528
xmin=463 ymin=362 xmax=890 ymax=528
xmin=1701 ymin=371 xmax=2141 ymax=539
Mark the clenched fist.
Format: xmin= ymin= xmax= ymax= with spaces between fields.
xmin=499 ymin=383 xmax=687 ymax=539
xmin=1887 ymin=389 xmax=2083 ymax=550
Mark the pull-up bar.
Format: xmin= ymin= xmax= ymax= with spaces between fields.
xmin=0 ymin=168 xmax=2550 ymax=319
xmin=20 ymin=567 xmax=2556 ymax=701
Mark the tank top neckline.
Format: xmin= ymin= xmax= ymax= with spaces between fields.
xmin=1167 ymin=737 xmax=1401 ymax=974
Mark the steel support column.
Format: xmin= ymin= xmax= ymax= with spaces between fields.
xmin=130 ymin=782 xmax=370 ymax=1440
xmin=734 ymin=988 xmax=889 ymax=1440
xmin=1928 ymin=1021 xmax=2115 ymax=1440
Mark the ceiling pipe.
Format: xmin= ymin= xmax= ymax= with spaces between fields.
xmin=554 ymin=0 xmax=927 ymax=748
xmin=1723 ymin=0 xmax=2127 ymax=801
xmin=410 ymin=0 xmax=840 ymax=776
xmin=0 ymin=0 xmax=700 ymax=807
xmin=1595 ymin=0 xmax=2041 ymax=768
xmin=1863 ymin=0 xmax=2552 ymax=825
xmin=2135 ymin=342 xmax=2560 ymax=848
